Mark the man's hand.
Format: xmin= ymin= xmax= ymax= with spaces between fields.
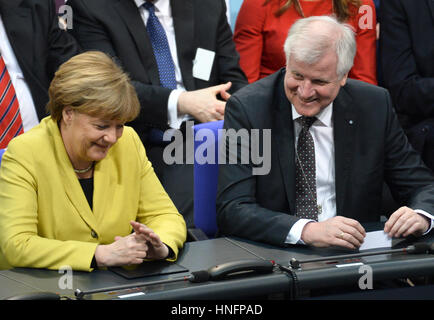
xmin=384 ymin=206 xmax=430 ymax=238
xmin=177 ymin=82 xmax=232 ymax=123
xmin=301 ymin=216 xmax=366 ymax=249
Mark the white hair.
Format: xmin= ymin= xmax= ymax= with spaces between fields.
xmin=283 ymin=15 xmax=356 ymax=79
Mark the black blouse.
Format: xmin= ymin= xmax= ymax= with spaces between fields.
xmin=78 ymin=177 xmax=94 ymax=210
xmin=79 ymin=177 xmax=96 ymax=268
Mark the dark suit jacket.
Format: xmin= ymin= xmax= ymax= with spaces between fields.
xmin=68 ymin=0 xmax=247 ymax=141
xmin=380 ymin=0 xmax=434 ymax=169
xmin=216 ymin=69 xmax=434 ymax=246
xmin=0 ymin=0 xmax=80 ymax=120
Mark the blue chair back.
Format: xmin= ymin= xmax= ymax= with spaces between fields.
xmin=0 ymin=148 xmax=5 ymax=167
xmin=193 ymin=120 xmax=224 ymax=238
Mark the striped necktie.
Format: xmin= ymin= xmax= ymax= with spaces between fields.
xmin=0 ymin=54 xmax=23 ymax=148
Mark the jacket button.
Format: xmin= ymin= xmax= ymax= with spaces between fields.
xmin=91 ymin=230 xmax=98 ymax=239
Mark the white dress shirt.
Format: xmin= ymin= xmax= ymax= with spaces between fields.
xmin=0 ymin=15 xmax=39 ymax=133
xmin=285 ymin=104 xmax=434 ymax=244
xmin=135 ymin=0 xmax=189 ymax=129
xmin=286 ymin=103 xmax=336 ymax=244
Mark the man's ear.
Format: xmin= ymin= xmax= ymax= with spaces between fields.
xmin=340 ymin=73 xmax=349 ymax=87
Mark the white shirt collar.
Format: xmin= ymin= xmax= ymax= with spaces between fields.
xmin=291 ymin=103 xmax=333 ymax=127
xmin=134 ymin=0 xmax=170 ymax=15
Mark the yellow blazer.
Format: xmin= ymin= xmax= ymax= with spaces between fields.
xmin=0 ymin=117 xmax=186 ymax=271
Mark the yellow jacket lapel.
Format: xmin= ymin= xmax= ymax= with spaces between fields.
xmin=47 ymin=119 xmax=98 ymax=233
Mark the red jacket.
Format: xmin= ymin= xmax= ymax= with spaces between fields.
xmin=234 ymin=0 xmax=377 ymax=84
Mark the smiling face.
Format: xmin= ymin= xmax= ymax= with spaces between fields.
xmin=284 ymin=49 xmax=348 ymax=117
xmin=61 ymin=109 xmax=124 ymax=169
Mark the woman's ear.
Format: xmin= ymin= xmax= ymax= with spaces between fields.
xmin=62 ymin=107 xmax=74 ymax=124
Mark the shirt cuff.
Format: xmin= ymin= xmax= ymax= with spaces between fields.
xmin=285 ymin=219 xmax=316 ymax=245
xmin=415 ymin=209 xmax=434 ymax=235
xmin=168 ymin=89 xmax=186 ymax=129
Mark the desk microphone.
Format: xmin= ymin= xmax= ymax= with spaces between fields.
xmin=75 ymin=259 xmax=274 ymax=299
xmin=289 ymin=243 xmax=431 ymax=269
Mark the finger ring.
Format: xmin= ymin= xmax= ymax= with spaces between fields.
xmin=339 ymin=231 xmax=344 ymax=239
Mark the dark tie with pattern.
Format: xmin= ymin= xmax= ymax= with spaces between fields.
xmin=295 ymin=116 xmax=318 ymax=220
xmin=0 ymin=54 xmax=24 ymax=148
xmin=143 ymin=1 xmax=177 ymax=145
xmin=143 ymin=1 xmax=177 ymax=90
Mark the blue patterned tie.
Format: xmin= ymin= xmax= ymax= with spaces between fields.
xmin=143 ymin=1 xmax=177 ymax=89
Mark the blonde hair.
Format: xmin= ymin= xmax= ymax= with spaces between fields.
xmin=47 ymin=51 xmax=140 ymax=123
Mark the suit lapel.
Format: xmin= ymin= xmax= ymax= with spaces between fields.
xmin=171 ymin=0 xmax=195 ymax=90
xmin=0 ymin=0 xmax=34 ymax=77
xmin=112 ymin=0 xmax=159 ymax=84
xmin=274 ymin=72 xmax=296 ymax=214
xmin=46 ymin=119 xmax=98 ymax=232
xmin=92 ymin=154 xmax=111 ymax=226
xmin=333 ymin=86 xmax=357 ymax=217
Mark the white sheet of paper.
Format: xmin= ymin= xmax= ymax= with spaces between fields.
xmin=192 ymin=48 xmax=215 ymax=81
xmin=359 ymin=230 xmax=392 ymax=251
